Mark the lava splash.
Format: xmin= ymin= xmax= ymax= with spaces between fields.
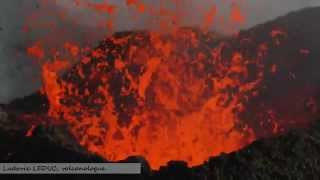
xmin=34 ymin=28 xmax=268 ymax=169
xmin=24 ymin=1 xmax=320 ymax=169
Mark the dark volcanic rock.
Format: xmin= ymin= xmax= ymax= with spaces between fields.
xmin=1 ymin=91 xmax=49 ymax=114
xmin=1 ymin=111 xmax=320 ymax=179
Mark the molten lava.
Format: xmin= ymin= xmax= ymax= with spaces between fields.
xmin=32 ymin=28 xmax=266 ymax=169
xmin=23 ymin=0 xmax=319 ymax=169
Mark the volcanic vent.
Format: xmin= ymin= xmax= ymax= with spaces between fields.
xmin=5 ymin=5 xmax=320 ymax=171
xmin=38 ymin=28 xmax=260 ymax=169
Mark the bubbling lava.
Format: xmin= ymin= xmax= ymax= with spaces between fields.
xmin=30 ymin=28 xmax=269 ymax=169
xmin=24 ymin=0 xmax=318 ymax=170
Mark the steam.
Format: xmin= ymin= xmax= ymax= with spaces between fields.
xmin=0 ymin=0 xmax=320 ymax=103
xmin=56 ymin=0 xmax=320 ymax=31
xmin=0 ymin=0 xmax=40 ymax=103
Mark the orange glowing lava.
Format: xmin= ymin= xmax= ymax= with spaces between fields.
xmin=23 ymin=0 xmax=319 ymax=169
xmin=31 ymin=29 xmax=265 ymax=169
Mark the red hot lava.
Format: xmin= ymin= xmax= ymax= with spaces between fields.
xmin=24 ymin=0 xmax=319 ymax=169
